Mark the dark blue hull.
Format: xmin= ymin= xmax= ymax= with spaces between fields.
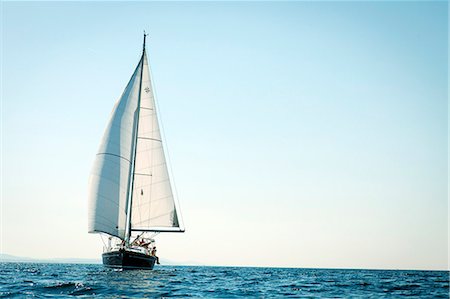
xmin=102 ymin=249 xmax=156 ymax=270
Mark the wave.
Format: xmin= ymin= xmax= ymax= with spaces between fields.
xmin=44 ymin=282 xmax=80 ymax=289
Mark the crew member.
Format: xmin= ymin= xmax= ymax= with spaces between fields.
xmin=151 ymin=246 xmax=160 ymax=264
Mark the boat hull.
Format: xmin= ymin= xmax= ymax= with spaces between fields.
xmin=102 ymin=249 xmax=156 ymax=270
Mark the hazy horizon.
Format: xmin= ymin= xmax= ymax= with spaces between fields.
xmin=2 ymin=1 xmax=448 ymax=271
xmin=2 ymin=253 xmax=448 ymax=272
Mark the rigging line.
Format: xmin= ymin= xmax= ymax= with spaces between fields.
xmin=147 ymin=51 xmax=185 ymax=231
xmin=150 ymin=232 xmax=160 ymax=239
xmin=132 ymin=161 xmax=165 ymax=168
xmin=96 ymin=152 xmax=131 ymax=164
xmin=100 ymin=234 xmax=108 ymax=251
xmin=94 ymin=229 xmax=125 ymax=240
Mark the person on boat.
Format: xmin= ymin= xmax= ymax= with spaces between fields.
xmin=141 ymin=240 xmax=151 ymax=248
xmin=151 ymin=246 xmax=160 ymax=264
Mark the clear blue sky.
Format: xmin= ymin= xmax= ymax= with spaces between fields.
xmin=2 ymin=1 xmax=448 ymax=270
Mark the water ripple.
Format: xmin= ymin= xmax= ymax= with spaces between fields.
xmin=0 ymin=263 xmax=448 ymax=298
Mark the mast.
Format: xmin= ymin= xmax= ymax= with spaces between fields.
xmin=125 ymin=32 xmax=148 ymax=243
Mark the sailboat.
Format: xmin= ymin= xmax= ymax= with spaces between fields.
xmin=87 ymin=33 xmax=184 ymax=270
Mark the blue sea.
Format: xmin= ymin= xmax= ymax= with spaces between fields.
xmin=0 ymin=263 xmax=448 ymax=298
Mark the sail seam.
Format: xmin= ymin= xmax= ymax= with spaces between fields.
xmin=94 ymin=193 xmax=123 ymax=207
xmin=96 ymin=153 xmax=131 ymax=164
xmin=133 ymin=210 xmax=173 ymax=222
xmin=134 ymin=173 xmax=152 ymax=176
xmin=137 ymin=137 xmax=162 ymax=142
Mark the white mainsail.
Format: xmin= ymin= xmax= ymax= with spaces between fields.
xmin=88 ymin=41 xmax=183 ymax=241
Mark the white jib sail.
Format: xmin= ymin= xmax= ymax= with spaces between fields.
xmin=130 ymin=52 xmax=182 ymax=231
xmin=88 ymin=60 xmax=142 ymax=239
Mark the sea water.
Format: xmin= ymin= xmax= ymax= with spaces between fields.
xmin=0 ymin=263 xmax=448 ymax=298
